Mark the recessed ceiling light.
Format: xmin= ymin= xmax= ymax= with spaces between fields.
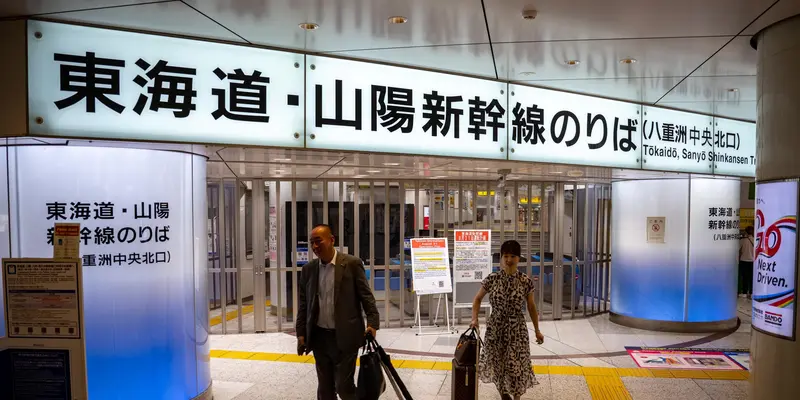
xmin=549 ymin=171 xmax=564 ymax=175
xmin=382 ymin=162 xmax=400 ymax=166
xmin=433 ymin=176 xmax=448 ymax=179
xmin=388 ymin=16 xmax=408 ymax=24
xmin=353 ymin=175 xmax=367 ymax=179
xmin=567 ymin=171 xmax=584 ymax=177
xmin=519 ymin=71 xmax=536 ymax=76
xmin=366 ymin=170 xmax=381 ymax=174
xmin=619 ymin=58 xmax=637 ymax=64
xmin=274 ymin=158 xmax=292 ymax=162
xmin=274 ymin=169 xmax=286 ymax=174
xmin=476 ymin=167 xmax=491 ymax=170
xmin=298 ymin=22 xmax=319 ymax=30
xmin=565 ymin=60 xmax=580 ymax=66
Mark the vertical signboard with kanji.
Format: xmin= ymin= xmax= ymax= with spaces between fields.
xmin=27 ymin=20 xmax=304 ymax=147
xmin=306 ymin=55 xmax=508 ymax=160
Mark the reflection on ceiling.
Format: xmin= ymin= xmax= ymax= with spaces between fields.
xmin=3 ymin=0 xmax=797 ymax=122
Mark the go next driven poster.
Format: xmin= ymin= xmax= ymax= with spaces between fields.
xmin=753 ymin=181 xmax=799 ymax=340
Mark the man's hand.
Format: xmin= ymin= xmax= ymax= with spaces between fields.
xmin=365 ymin=326 xmax=377 ymax=339
xmin=535 ymin=330 xmax=544 ymax=344
xmin=297 ymin=336 xmax=308 ymax=355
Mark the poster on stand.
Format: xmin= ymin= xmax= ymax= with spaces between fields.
xmin=752 ymin=181 xmax=798 ymax=340
xmin=453 ymin=230 xmax=492 ymax=282
xmin=410 ymin=238 xmax=452 ymax=295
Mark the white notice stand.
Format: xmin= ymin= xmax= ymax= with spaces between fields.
xmin=409 ymin=238 xmax=456 ymax=336
xmin=452 ymin=230 xmax=493 ymax=326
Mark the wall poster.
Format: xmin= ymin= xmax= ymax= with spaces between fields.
xmin=752 ymin=180 xmax=798 ymax=340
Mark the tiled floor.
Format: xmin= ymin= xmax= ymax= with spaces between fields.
xmin=209 ymin=298 xmax=754 ymax=399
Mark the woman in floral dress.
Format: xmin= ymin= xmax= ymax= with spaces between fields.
xmin=471 ymin=240 xmax=545 ymax=400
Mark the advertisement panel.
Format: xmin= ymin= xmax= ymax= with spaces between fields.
xmin=625 ymin=347 xmax=748 ymax=371
xmin=752 ymin=180 xmax=798 ymax=340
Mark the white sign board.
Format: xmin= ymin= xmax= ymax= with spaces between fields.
xmin=410 ymin=238 xmax=452 ymax=295
xmin=646 ymin=217 xmax=666 ymax=244
xmin=641 ymin=106 xmax=714 ymax=174
xmin=53 ymin=223 xmax=81 ymax=259
xmin=507 ymin=84 xmax=641 ymax=168
xmin=713 ymin=117 xmax=757 ymax=177
xmin=3 ymin=259 xmax=82 ymax=339
xmin=453 ymin=230 xmax=492 ymax=282
xmin=752 ymin=181 xmax=798 ymax=340
xmin=306 ymin=55 xmax=508 ymax=159
xmin=27 ymin=20 xmax=304 ymax=147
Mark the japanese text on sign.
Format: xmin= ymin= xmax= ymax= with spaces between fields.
xmin=44 ymin=201 xmax=172 ymax=267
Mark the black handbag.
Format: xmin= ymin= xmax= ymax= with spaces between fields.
xmin=454 ymin=327 xmax=481 ymax=366
xmin=357 ymin=336 xmax=386 ymax=400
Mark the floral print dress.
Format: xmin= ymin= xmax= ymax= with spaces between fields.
xmin=478 ymin=270 xmax=538 ymax=396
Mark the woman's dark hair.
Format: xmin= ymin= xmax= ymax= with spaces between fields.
xmin=500 ymin=240 xmax=522 ymax=257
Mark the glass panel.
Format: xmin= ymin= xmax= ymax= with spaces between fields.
xmin=538 ymin=183 xmax=555 ymax=319
xmin=207 ymin=182 xmax=223 ymax=334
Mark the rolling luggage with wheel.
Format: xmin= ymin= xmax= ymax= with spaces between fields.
xmin=451 ymin=359 xmax=478 ymax=400
xmin=452 ymin=327 xmax=481 ymax=400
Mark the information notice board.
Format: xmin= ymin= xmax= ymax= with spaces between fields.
xmin=410 ymin=238 xmax=452 ymax=295
xmin=453 ymin=230 xmax=492 ymax=283
xmin=752 ymin=181 xmax=798 ymax=340
xmin=0 ymin=348 xmax=73 ymax=400
xmin=3 ymin=260 xmax=82 ymax=339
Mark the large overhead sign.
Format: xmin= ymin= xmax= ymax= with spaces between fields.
xmin=27 ymin=20 xmax=305 ymax=147
xmin=305 ymin=55 xmax=508 ymax=159
xmin=25 ymin=20 xmax=756 ymax=177
xmin=508 ymin=84 xmax=641 ymax=169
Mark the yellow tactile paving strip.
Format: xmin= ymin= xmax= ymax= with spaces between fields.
xmin=209 ymin=301 xmax=271 ymax=327
xmin=210 ymin=350 xmax=750 ymax=399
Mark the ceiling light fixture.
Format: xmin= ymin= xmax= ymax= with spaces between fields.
xmin=353 ymin=175 xmax=367 ymax=179
xmin=274 ymin=158 xmax=292 ymax=162
xmin=388 ymin=16 xmax=408 ymax=24
xmin=475 ymin=167 xmax=490 ymax=170
xmin=519 ymin=71 xmax=536 ymax=76
xmin=565 ymin=60 xmax=580 ymax=66
xmin=619 ymin=58 xmax=637 ymax=64
xmin=382 ymin=162 xmax=400 ymax=166
xmin=274 ymin=169 xmax=286 ymax=174
xmin=298 ymin=22 xmax=319 ymax=30
xmin=366 ymin=170 xmax=381 ymax=174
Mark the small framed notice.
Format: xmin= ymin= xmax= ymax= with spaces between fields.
xmin=647 ymin=217 xmax=666 ymax=244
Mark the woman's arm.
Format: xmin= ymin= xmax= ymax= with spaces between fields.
xmin=471 ymin=287 xmax=487 ymax=326
xmin=527 ymin=293 xmax=544 ymax=343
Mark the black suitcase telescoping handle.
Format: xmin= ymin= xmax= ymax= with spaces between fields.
xmin=366 ymin=334 xmax=414 ymax=400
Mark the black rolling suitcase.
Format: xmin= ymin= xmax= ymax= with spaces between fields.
xmin=451 ymin=328 xmax=481 ymax=400
xmin=451 ymin=359 xmax=478 ymax=400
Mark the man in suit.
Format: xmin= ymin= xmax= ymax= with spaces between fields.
xmin=296 ymin=224 xmax=380 ymax=400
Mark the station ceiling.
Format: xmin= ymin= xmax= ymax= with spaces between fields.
xmin=3 ymin=1 xmax=799 ymax=122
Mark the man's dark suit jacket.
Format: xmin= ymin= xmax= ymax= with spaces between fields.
xmin=297 ymin=252 xmax=380 ymax=353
